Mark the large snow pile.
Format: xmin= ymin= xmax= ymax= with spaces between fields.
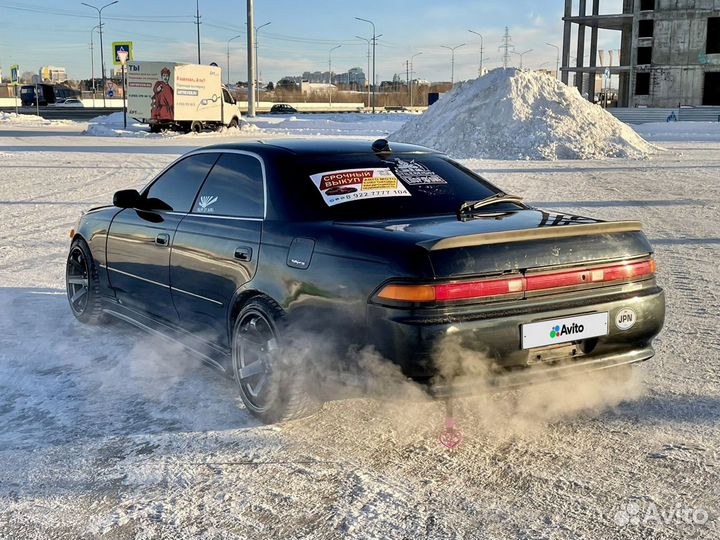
xmin=390 ymin=68 xmax=654 ymax=160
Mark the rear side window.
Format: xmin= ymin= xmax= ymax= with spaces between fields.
xmin=192 ymin=153 xmax=264 ymax=217
xmin=143 ymin=153 xmax=219 ymax=212
xmin=275 ymin=154 xmax=502 ymax=221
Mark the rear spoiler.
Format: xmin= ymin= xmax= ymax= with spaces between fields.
xmin=418 ymin=221 xmax=643 ymax=251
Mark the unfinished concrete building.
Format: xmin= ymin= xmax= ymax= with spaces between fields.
xmin=562 ymin=0 xmax=720 ymax=107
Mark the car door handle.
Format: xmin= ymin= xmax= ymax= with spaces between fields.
xmin=234 ymin=247 xmax=252 ymax=262
xmin=155 ymin=233 xmax=170 ymax=246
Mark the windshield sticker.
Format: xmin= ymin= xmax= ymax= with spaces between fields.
xmin=310 ymin=168 xmax=411 ymax=206
xmin=393 ymin=158 xmax=447 ymax=185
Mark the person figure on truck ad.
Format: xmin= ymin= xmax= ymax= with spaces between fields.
xmin=151 ymin=67 xmax=174 ymax=121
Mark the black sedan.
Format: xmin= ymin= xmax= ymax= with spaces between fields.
xmin=66 ymin=139 xmax=665 ymax=423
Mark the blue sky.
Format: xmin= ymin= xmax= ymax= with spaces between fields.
xmin=0 ymin=0 xmax=624 ymax=83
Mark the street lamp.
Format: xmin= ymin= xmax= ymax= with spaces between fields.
xmin=410 ymin=51 xmax=422 ymax=107
xmin=355 ymin=36 xmax=371 ymax=106
xmin=545 ymin=42 xmax=560 ymax=79
xmin=468 ymin=30 xmax=484 ymax=77
xmin=227 ymin=33 xmax=243 ymax=86
xmin=89 ymin=24 xmax=100 ymax=108
xmin=254 ymin=21 xmax=271 ymax=105
xmin=355 ymin=17 xmax=377 ymax=113
xmin=81 ymin=0 xmax=118 ymax=109
xmin=511 ymin=48 xmax=534 ymax=69
xmin=328 ymin=44 xmax=342 ymax=106
xmin=441 ymin=43 xmax=465 ymax=85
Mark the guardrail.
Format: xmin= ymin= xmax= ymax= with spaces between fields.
xmin=608 ymin=107 xmax=720 ymax=124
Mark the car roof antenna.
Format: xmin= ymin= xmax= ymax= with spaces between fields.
xmin=372 ymin=139 xmax=391 ymax=154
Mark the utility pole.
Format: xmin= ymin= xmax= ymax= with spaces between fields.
xmin=328 ymin=44 xmax=341 ymax=106
xmin=195 ymin=0 xmax=201 ymax=64
xmin=441 ymin=43 xmax=465 ymax=85
xmin=546 ymin=42 xmax=560 ymax=79
xmin=81 ymin=1 xmax=118 ymax=109
xmin=468 ymin=30 xmax=484 ymax=77
xmin=90 ymin=25 xmax=100 ymax=108
xmin=499 ymin=27 xmax=514 ymax=69
xmin=227 ymin=33 xmax=243 ymax=86
xmin=355 ymin=17 xmax=377 ymax=113
xmin=253 ymin=21 xmax=271 ymax=105
xmin=355 ymin=36 xmax=371 ymax=108
xmin=405 ymin=59 xmax=409 ymax=102
xmin=247 ymin=0 xmax=255 ymax=117
xmin=410 ymin=51 xmax=421 ymax=108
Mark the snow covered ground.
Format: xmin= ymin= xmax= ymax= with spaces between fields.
xmin=0 ymin=117 xmax=719 ymax=539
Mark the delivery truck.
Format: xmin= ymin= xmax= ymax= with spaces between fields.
xmin=127 ymin=62 xmax=241 ymax=133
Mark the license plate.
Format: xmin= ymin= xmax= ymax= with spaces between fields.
xmin=522 ymin=312 xmax=608 ymax=349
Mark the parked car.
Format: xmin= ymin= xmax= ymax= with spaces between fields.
xmin=66 ymin=139 xmax=665 ymax=423
xmin=53 ymin=98 xmax=84 ymax=108
xmin=269 ymin=103 xmax=298 ymax=114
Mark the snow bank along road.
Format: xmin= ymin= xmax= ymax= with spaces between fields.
xmin=0 ymin=121 xmax=718 ymax=539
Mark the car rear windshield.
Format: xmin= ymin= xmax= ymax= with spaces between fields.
xmin=276 ymin=153 xmax=506 ymax=221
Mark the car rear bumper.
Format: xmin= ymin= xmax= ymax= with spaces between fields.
xmin=367 ymin=286 xmax=665 ymax=391
xmin=427 ymin=344 xmax=653 ymax=398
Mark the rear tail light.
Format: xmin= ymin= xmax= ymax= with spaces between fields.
xmin=376 ymin=258 xmax=656 ymax=304
xmin=526 ymin=259 xmax=656 ymax=292
xmin=376 ymin=275 xmax=525 ymax=303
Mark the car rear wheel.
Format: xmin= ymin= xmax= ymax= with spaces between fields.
xmin=66 ymin=238 xmax=105 ymax=324
xmin=190 ymin=120 xmax=202 ymax=133
xmin=232 ymin=297 xmax=321 ymax=423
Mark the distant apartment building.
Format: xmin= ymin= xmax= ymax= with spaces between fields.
xmin=562 ymin=0 xmax=720 ymax=107
xmin=282 ymin=68 xmax=366 ymax=87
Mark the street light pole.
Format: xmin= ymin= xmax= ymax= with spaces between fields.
xmin=246 ymin=0 xmax=255 ymax=117
xmin=410 ymin=51 xmax=422 ymax=108
xmin=355 ymin=36 xmax=371 ymax=108
xmin=254 ymin=21 xmax=271 ymax=106
xmin=355 ymin=17 xmax=377 ymax=113
xmin=511 ymin=49 xmax=534 ymax=69
xmin=468 ymin=30 xmax=484 ymax=77
xmin=328 ymin=44 xmax=341 ymax=107
xmin=90 ymin=24 xmax=100 ymax=108
xmin=227 ymin=33 xmax=243 ymax=86
xmin=81 ymin=1 xmax=118 ymax=109
xmin=545 ymin=42 xmax=560 ymax=79
xmin=441 ymin=43 xmax=465 ymax=85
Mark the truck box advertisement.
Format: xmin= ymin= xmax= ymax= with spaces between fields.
xmin=127 ymin=62 xmax=223 ymax=123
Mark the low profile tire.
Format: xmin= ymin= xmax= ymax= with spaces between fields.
xmin=227 ymin=117 xmax=239 ymax=129
xmin=66 ymin=238 xmax=106 ymax=325
xmin=190 ymin=120 xmax=202 ymax=133
xmin=232 ymin=297 xmax=321 ymax=424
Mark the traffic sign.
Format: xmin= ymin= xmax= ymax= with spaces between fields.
xmin=604 ymin=67 xmax=611 ymax=79
xmin=107 ymin=90 xmax=115 ymax=98
xmin=10 ymin=64 xmax=19 ymax=85
xmin=112 ymin=42 xmax=133 ymax=65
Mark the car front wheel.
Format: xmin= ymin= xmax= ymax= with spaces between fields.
xmin=232 ymin=297 xmax=321 ymax=423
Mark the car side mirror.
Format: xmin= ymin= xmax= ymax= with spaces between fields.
xmin=113 ymin=189 xmax=140 ymax=208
